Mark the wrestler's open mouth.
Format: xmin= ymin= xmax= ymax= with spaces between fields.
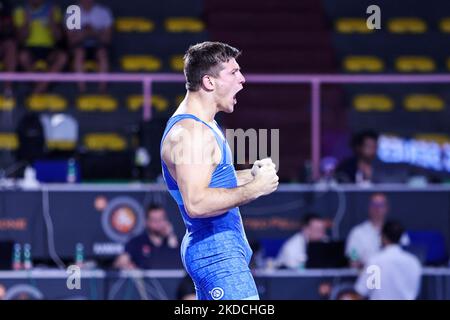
xmin=233 ymin=93 xmax=238 ymax=104
xmin=233 ymin=87 xmax=243 ymax=104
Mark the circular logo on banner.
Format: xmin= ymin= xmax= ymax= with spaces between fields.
xmin=5 ymin=284 xmax=44 ymax=300
xmin=101 ymin=196 xmax=145 ymax=243
xmin=111 ymin=207 xmax=137 ymax=234
xmin=210 ymin=287 xmax=224 ymax=300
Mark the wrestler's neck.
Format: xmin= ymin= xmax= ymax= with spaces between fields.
xmin=176 ymin=90 xmax=218 ymax=123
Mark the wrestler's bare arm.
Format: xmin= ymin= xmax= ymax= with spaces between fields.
xmin=161 ymin=119 xmax=278 ymax=218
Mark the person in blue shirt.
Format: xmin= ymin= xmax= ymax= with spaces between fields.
xmin=160 ymin=42 xmax=279 ymax=300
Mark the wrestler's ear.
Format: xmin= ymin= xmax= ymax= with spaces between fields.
xmin=201 ymin=75 xmax=215 ymax=91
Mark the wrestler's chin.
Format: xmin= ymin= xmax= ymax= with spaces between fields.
xmin=218 ymin=101 xmax=236 ymax=113
xmin=225 ymin=102 xmax=236 ymax=113
xmin=224 ymin=106 xmax=234 ymax=113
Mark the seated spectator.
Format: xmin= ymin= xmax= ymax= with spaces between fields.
xmin=346 ymin=193 xmax=410 ymax=269
xmin=327 ymin=283 xmax=362 ymax=300
xmin=114 ymin=203 xmax=182 ymax=270
xmin=335 ymin=288 xmax=362 ymax=300
xmin=335 ymin=130 xmax=380 ymax=184
xmin=14 ymin=0 xmax=67 ymax=93
xmin=354 ymin=220 xmax=422 ymax=300
xmin=276 ymin=213 xmax=328 ymax=269
xmin=345 ymin=192 xmax=388 ymax=268
xmin=67 ymin=0 xmax=113 ymax=93
xmin=0 ymin=0 xmax=16 ymax=96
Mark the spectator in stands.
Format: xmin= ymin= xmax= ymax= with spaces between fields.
xmin=67 ymin=0 xmax=113 ymax=93
xmin=335 ymin=130 xmax=380 ymax=184
xmin=0 ymin=0 xmax=16 ymax=96
xmin=114 ymin=203 xmax=182 ymax=269
xmin=327 ymin=282 xmax=362 ymax=300
xmin=354 ymin=220 xmax=422 ymax=300
xmin=345 ymin=192 xmax=389 ymax=268
xmin=14 ymin=0 xmax=67 ymax=93
xmin=276 ymin=213 xmax=328 ymax=269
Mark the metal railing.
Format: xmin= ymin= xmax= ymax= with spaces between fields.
xmin=2 ymin=72 xmax=450 ymax=179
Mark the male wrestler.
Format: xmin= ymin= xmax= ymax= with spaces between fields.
xmin=161 ymin=42 xmax=278 ymax=300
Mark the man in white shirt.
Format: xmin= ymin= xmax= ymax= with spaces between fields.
xmin=355 ymin=220 xmax=422 ymax=300
xmin=276 ymin=213 xmax=327 ymax=269
xmin=345 ymin=193 xmax=388 ymax=268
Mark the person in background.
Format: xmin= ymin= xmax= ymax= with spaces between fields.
xmin=0 ymin=0 xmax=16 ymax=96
xmin=345 ymin=193 xmax=389 ymax=268
xmin=335 ymin=130 xmax=379 ymax=184
xmin=114 ymin=203 xmax=182 ymax=270
xmin=67 ymin=0 xmax=113 ymax=93
xmin=354 ymin=220 xmax=422 ymax=300
xmin=276 ymin=213 xmax=328 ymax=269
xmin=14 ymin=0 xmax=67 ymax=93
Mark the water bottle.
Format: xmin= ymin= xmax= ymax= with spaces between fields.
xmin=12 ymin=243 xmax=22 ymax=270
xmin=23 ymin=243 xmax=33 ymax=270
xmin=75 ymin=243 xmax=84 ymax=267
xmin=297 ymin=255 xmax=306 ymax=270
xmin=67 ymin=158 xmax=77 ymax=183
